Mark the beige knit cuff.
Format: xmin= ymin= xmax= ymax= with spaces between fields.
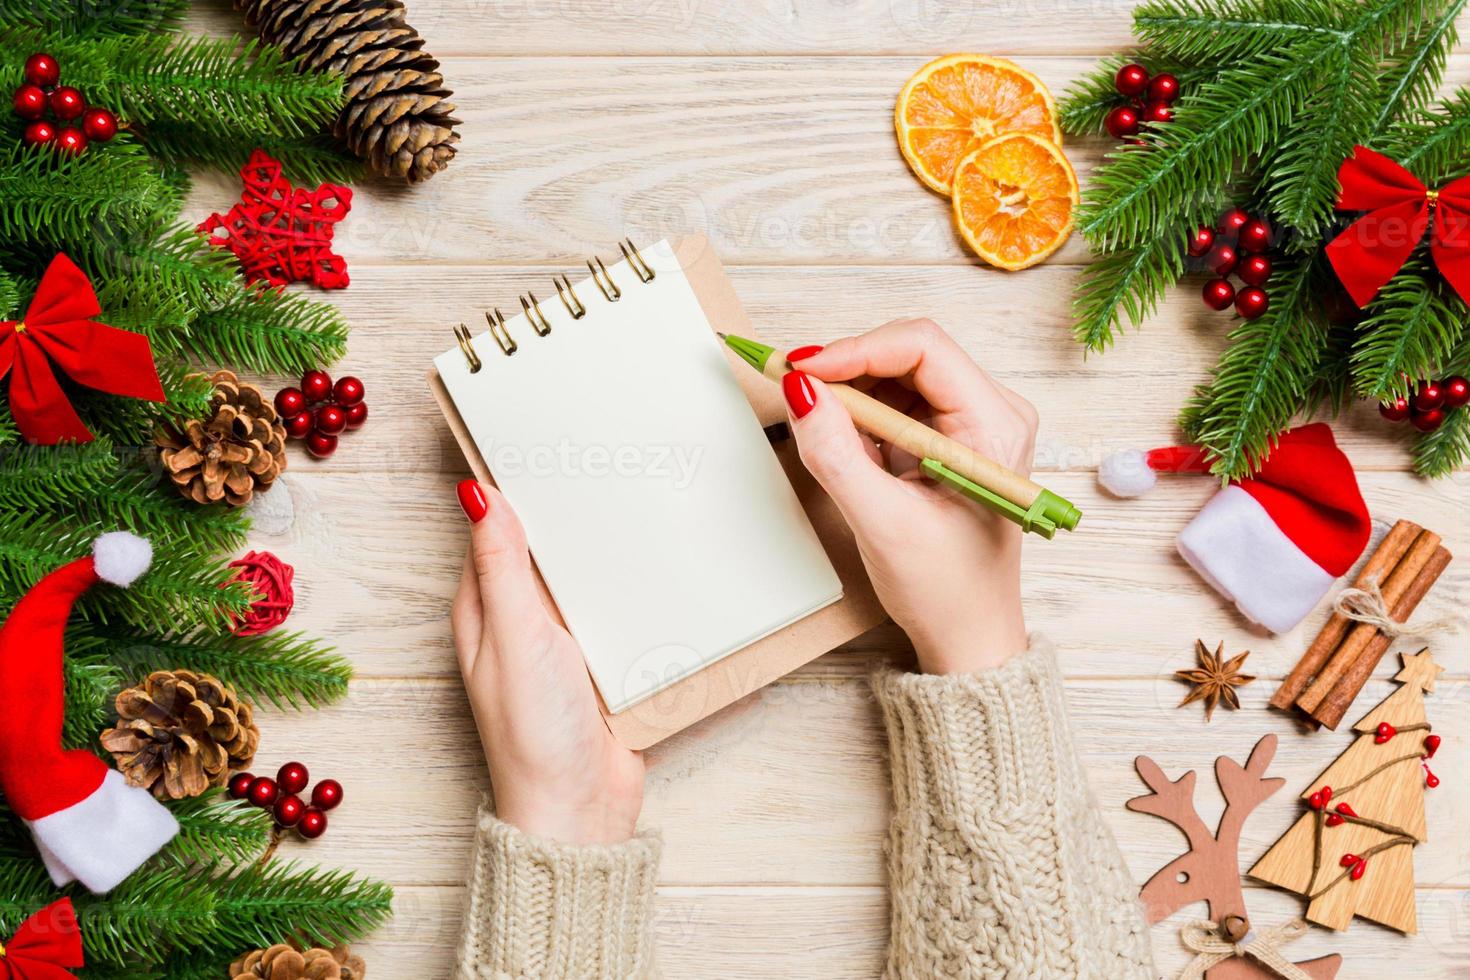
xmin=870 ymin=636 xmax=1088 ymax=822
xmin=455 ymin=805 xmax=661 ymax=980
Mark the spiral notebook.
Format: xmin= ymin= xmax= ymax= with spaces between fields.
xmin=429 ymin=237 xmax=881 ymax=745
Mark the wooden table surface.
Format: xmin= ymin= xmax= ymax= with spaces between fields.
xmin=185 ymin=2 xmax=1470 ymax=975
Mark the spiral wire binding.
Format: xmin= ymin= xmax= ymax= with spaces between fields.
xmin=454 ymin=240 xmax=659 ymax=368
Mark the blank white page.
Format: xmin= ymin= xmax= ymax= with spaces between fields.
xmin=434 ymin=241 xmax=841 ymax=713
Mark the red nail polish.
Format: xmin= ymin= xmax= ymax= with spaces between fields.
xmin=457 ymin=479 xmax=488 ymax=523
xmin=783 ymin=370 xmax=817 ymax=419
xmin=787 ymin=345 xmax=824 ymax=361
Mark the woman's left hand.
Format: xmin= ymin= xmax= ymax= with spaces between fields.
xmin=452 ymin=479 xmax=645 ymax=844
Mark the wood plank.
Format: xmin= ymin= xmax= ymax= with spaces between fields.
xmin=269 ymin=263 xmax=1439 ymax=476
xmin=258 ymin=676 xmax=1470 ymax=892
xmin=183 ymin=54 xmax=1470 ymax=266
xmin=359 ymin=883 xmax=1470 ymax=979
xmin=253 ymin=466 xmax=1470 ymax=678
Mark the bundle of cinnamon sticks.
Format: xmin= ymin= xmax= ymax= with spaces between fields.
xmin=1270 ymin=519 xmax=1452 ymax=729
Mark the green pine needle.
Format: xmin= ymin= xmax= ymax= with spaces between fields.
xmin=92 ymin=626 xmax=353 ymax=709
xmin=1352 ymin=254 xmax=1467 ymax=400
xmin=1072 ymin=231 xmax=1191 ymax=351
xmin=0 ymin=0 xmax=187 ymax=36
xmin=202 ymin=861 xmax=394 ymax=954
xmin=161 ymin=791 xmax=274 ymax=867
xmin=63 ymin=655 xmax=124 ymax=748
xmin=189 ymin=286 xmax=350 ymax=375
xmin=1132 ymin=0 xmax=1344 ymax=62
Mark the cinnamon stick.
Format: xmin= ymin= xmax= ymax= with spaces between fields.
xmin=1270 ymin=519 xmax=1420 ymax=710
xmin=1295 ymin=528 xmax=1442 ymax=714
xmin=1311 ymin=544 xmax=1453 ymax=729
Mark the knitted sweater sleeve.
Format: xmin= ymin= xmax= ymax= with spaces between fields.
xmin=871 ymin=638 xmax=1156 ymax=979
xmin=455 ymin=805 xmax=662 ymax=979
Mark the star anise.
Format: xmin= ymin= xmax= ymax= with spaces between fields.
xmin=1176 ymin=640 xmax=1254 ymax=721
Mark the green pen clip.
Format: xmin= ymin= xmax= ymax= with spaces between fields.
xmin=919 ymin=458 xmax=1081 ymax=539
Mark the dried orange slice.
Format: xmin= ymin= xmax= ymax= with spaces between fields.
xmin=951 ymin=133 xmax=1077 ymax=271
xmin=895 ymin=54 xmax=1061 ymax=195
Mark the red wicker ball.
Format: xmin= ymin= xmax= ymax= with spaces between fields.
xmin=227 ymin=550 xmax=295 ymax=636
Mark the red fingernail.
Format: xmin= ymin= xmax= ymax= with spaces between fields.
xmin=783 ymin=370 xmax=817 ymax=419
xmin=787 ymin=345 xmax=824 ymax=361
xmin=457 ymin=479 xmax=488 ymax=523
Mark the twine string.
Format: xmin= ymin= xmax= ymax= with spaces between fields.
xmin=1178 ymin=919 xmax=1314 ymax=980
xmin=1333 ymin=581 xmax=1461 ymax=637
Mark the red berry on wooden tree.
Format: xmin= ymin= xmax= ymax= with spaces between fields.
xmin=1105 ymin=105 xmax=1140 ymax=139
xmin=298 ymin=807 xmax=328 ymax=839
xmin=1413 ymin=380 xmax=1444 ymax=412
xmin=274 ymin=794 xmax=306 ymax=827
xmin=301 ymin=369 xmax=333 ymax=402
xmin=1425 ymin=768 xmax=1440 ymax=789
xmin=12 ymin=84 xmax=47 ymax=120
xmin=81 ymin=107 xmax=118 ymax=142
xmin=277 ymin=761 xmax=310 ymax=795
xmin=1207 ymin=243 xmax=1238 ymax=276
xmin=49 ymin=86 xmax=85 ymax=121
xmin=1146 ymin=72 xmax=1180 ymax=103
xmin=1237 ymin=253 xmax=1271 ymax=286
xmin=1142 ymin=101 xmax=1173 ymax=124
xmin=55 ymin=127 xmax=86 ymax=156
xmin=1339 ymin=852 xmax=1359 ymax=867
xmin=344 ymin=401 xmax=368 ymax=429
xmin=1235 ymin=286 xmax=1269 ymax=319
xmin=274 ymin=387 xmax=307 ymax=417
xmin=284 ymin=412 xmax=313 ymax=439
xmin=1217 ymin=207 xmax=1250 ymax=238
xmin=1425 ymin=734 xmax=1442 ymax=758
xmin=247 ymin=776 xmax=280 ymax=808
xmin=1412 ymin=407 xmax=1445 ymax=432
xmin=23 ymin=120 xmax=56 ymax=146
xmin=23 ymin=53 xmax=60 ymax=88
xmin=315 ymin=404 xmax=347 ymax=436
xmin=1442 ymin=375 xmax=1470 ymax=408
xmin=228 ymin=772 xmax=256 ymax=800
xmin=306 ymin=432 xmax=338 ymax=458
xmin=1114 ymin=63 xmax=1150 ymax=97
xmin=1237 ymin=216 xmax=1271 ymax=253
xmin=333 ymin=376 xmax=365 ymax=405
xmin=1186 ymin=225 xmax=1214 ymax=257
xmin=311 ymin=778 xmax=344 ymax=811
xmin=1379 ymin=397 xmax=1411 ymax=422
xmin=1202 ymin=278 xmax=1236 ymax=311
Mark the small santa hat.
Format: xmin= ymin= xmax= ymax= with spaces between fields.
xmin=1099 ymin=424 xmax=1371 ymax=634
xmin=0 ymin=532 xmax=178 ymax=894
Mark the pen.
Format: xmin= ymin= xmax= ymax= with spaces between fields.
xmin=721 ymin=333 xmax=1081 ymax=538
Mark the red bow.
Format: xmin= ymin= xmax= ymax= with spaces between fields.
xmin=0 ymin=899 xmax=84 ymax=979
xmin=1326 ymin=145 xmax=1470 ymax=308
xmin=0 ymin=254 xmax=164 ymax=445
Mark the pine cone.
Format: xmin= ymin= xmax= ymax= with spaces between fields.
xmin=100 ymin=670 xmax=260 ymax=800
xmin=237 ymin=0 xmax=460 ymax=182
xmin=230 ymin=944 xmax=367 ymax=980
xmin=157 ymin=370 xmax=287 ymax=507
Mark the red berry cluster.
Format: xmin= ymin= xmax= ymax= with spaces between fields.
xmin=1379 ymin=375 xmax=1469 ymax=433
xmin=11 ymin=52 xmax=119 ymax=155
xmin=1104 ymin=63 xmax=1180 ymax=140
xmin=1190 ymin=207 xmax=1273 ymax=319
xmin=274 ymin=370 xmax=367 ymax=459
xmin=229 ymin=761 xmax=343 ymax=840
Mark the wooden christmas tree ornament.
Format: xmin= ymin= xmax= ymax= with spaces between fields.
xmin=1250 ymin=649 xmax=1444 ymax=934
xmin=1128 ymin=735 xmax=1342 ymax=979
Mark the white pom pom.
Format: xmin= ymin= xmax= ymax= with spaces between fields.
xmin=1098 ymin=449 xmax=1157 ymax=498
xmin=93 ymin=532 xmax=152 ymax=587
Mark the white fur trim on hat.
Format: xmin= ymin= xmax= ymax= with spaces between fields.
xmin=1098 ymin=449 xmax=1157 ymax=497
xmin=1176 ymin=485 xmax=1335 ymax=634
xmin=28 ymin=769 xmax=179 ymax=894
xmin=93 ymin=532 xmax=152 ymax=587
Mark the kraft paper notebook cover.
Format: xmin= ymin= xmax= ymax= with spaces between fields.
xmin=428 ymin=236 xmax=883 ymax=749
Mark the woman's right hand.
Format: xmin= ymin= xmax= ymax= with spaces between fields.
xmin=780 ymin=319 xmax=1038 ymax=675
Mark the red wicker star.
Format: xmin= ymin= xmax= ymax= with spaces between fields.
xmin=198 ymin=149 xmax=352 ymax=290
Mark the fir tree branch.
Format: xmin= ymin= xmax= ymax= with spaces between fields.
xmin=1373 ymin=0 xmax=1464 ymax=129
xmin=1133 ymin=0 xmax=1345 ymax=62
xmin=0 ymin=266 xmax=16 ymax=317
xmin=1060 ymin=57 xmax=1216 ymax=137
xmin=1072 ymin=230 xmax=1191 ymax=351
xmin=189 ymin=286 xmax=350 ymax=375
xmin=92 ymin=627 xmax=353 ymax=709
xmin=1413 ymin=392 xmax=1470 ymax=475
xmin=1180 ymin=255 xmax=1330 ymax=476
xmin=142 ymin=123 xmax=362 ymax=188
xmin=1352 ymin=254 xmax=1466 ymax=399
xmin=160 ymin=790 xmax=274 ymax=867
xmin=0 ymin=0 xmax=187 ymax=36
xmin=74 ymin=866 xmax=221 ymax=966
xmin=63 ymin=655 xmax=123 ymax=748
xmin=203 ymin=862 xmax=393 ymax=955
xmin=1380 ymin=87 xmax=1470 ymax=184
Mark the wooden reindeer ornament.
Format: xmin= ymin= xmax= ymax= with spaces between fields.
xmin=1129 ymin=735 xmax=1342 ymax=980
